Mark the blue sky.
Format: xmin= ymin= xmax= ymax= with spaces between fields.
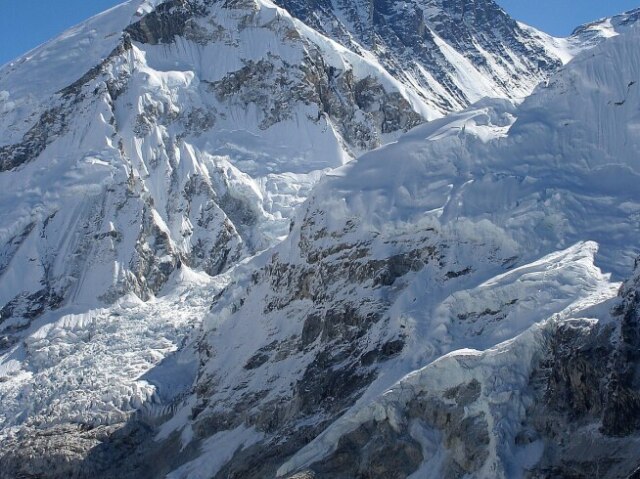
xmin=0 ymin=0 xmax=639 ymax=66
xmin=495 ymin=0 xmax=640 ymax=35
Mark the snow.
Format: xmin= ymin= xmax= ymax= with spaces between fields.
xmin=0 ymin=1 xmax=145 ymax=145
xmin=430 ymin=29 xmax=509 ymax=104
xmin=276 ymin=322 xmax=535 ymax=477
xmin=516 ymin=23 xmax=580 ymax=65
xmin=167 ymin=425 xmax=265 ymax=479
xmin=0 ymin=0 xmax=438 ymax=314
xmin=0 ymin=266 xmax=220 ymax=430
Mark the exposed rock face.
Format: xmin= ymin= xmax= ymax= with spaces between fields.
xmin=207 ymin=50 xmax=423 ymax=150
xmin=0 ymin=424 xmax=144 ymax=479
xmin=273 ymin=0 xmax=564 ymax=112
xmin=308 ymin=419 xmax=425 ymax=478
xmin=521 ymin=261 xmax=640 ymax=478
xmin=270 ymin=260 xmax=640 ymax=479
xmin=184 ymin=230 xmax=445 ymax=477
xmin=305 ymin=379 xmax=489 ymax=479
xmin=125 ymin=0 xmax=208 ymax=45
xmin=148 ymin=193 xmax=532 ymax=478
xmin=0 ymin=104 xmax=69 ymax=172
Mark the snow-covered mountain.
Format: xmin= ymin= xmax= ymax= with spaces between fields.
xmin=0 ymin=0 xmax=633 ymax=341
xmin=570 ymin=7 xmax=640 ymax=47
xmin=1 ymin=0 xmax=640 ymax=478
xmin=0 ymin=0 xmax=582 ymax=354
xmin=0 ymin=0 xmax=428 ymax=348
xmin=153 ymin=26 xmax=640 ymax=479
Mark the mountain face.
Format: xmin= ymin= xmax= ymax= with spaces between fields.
xmin=0 ymin=0 xmax=427 ymax=349
xmin=1 ymin=0 xmax=640 ymax=478
xmin=272 ymin=0 xmax=568 ymax=112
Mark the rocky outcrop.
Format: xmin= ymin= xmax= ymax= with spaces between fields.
xmin=521 ymin=260 xmax=640 ymax=478
xmin=271 ymin=258 xmax=640 ymax=479
xmin=168 ymin=195 xmax=527 ymax=478
xmin=125 ymin=0 xmax=208 ymax=45
xmin=302 ymin=379 xmax=489 ymax=479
